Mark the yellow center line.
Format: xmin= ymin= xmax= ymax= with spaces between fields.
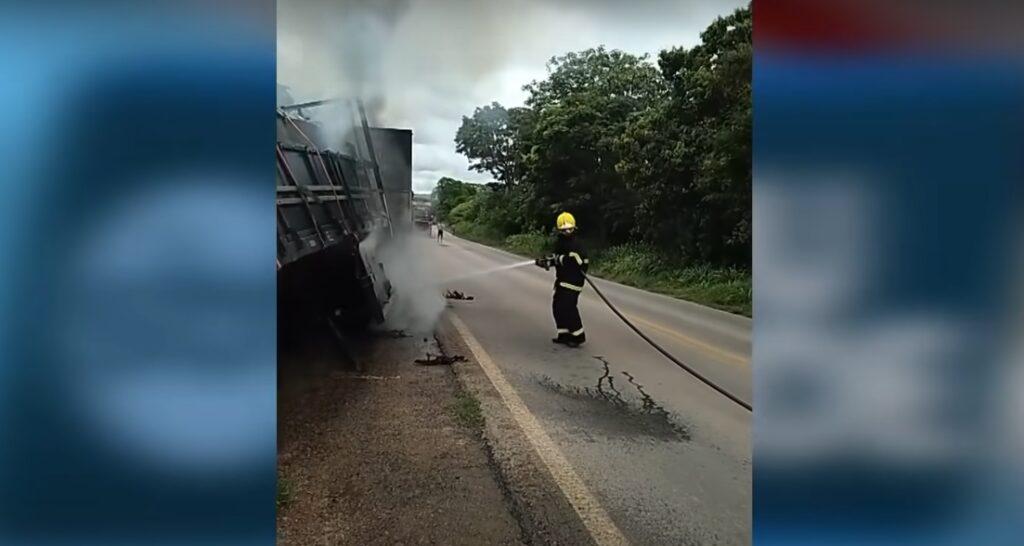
xmin=621 ymin=312 xmax=750 ymax=367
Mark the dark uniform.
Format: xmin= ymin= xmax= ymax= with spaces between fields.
xmin=552 ymin=233 xmax=589 ymax=345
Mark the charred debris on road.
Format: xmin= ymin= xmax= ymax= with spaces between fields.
xmin=444 ymin=289 xmax=475 ymax=301
xmin=415 ymin=354 xmax=468 ymax=366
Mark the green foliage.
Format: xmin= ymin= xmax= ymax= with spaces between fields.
xmin=503 ymin=232 xmax=554 ymax=256
xmin=591 ymin=243 xmax=668 ymax=278
xmin=436 ymin=5 xmax=752 ymax=311
xmin=454 ymin=103 xmax=534 ymax=185
xmin=618 ymin=5 xmax=752 ymax=265
xmin=521 ymin=46 xmax=664 ymax=245
xmin=524 ymin=47 xmax=666 ymax=112
xmin=448 ymin=199 xmax=478 ymax=226
xmin=590 ymin=244 xmax=751 ymax=316
xmin=277 ymin=478 xmax=292 ymax=508
xmin=452 ymin=393 xmax=484 ymax=429
xmin=431 ymin=176 xmax=478 ymax=220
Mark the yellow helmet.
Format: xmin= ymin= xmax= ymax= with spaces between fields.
xmin=555 ymin=212 xmax=576 ymax=231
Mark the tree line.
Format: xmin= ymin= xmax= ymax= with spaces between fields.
xmin=433 ymin=4 xmax=750 ymax=268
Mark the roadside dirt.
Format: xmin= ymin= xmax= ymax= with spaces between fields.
xmin=436 ymin=319 xmax=599 ymax=546
xmin=277 ymin=328 xmax=524 ymax=546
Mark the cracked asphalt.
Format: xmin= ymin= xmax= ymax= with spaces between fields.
xmin=429 ymin=233 xmax=752 ymax=546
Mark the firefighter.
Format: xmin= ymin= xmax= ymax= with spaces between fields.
xmin=537 ymin=212 xmax=589 ymax=346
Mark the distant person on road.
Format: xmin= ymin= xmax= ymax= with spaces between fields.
xmin=437 ymin=224 xmax=444 ymax=244
xmin=537 ymin=212 xmax=589 ymax=346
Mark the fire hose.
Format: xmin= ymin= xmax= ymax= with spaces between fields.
xmin=536 ymin=256 xmax=752 ymax=412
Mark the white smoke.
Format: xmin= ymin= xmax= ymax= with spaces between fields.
xmin=276 ymin=0 xmax=564 ymax=156
xmin=374 ymin=233 xmax=445 ymax=336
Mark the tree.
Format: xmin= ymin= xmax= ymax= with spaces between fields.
xmin=616 ymin=5 xmax=751 ymax=266
xmin=445 ymin=4 xmax=752 ymax=268
xmin=454 ymin=103 xmax=533 ymax=186
xmin=524 ymin=47 xmax=665 ymax=111
xmin=521 ymin=47 xmax=664 ymax=244
xmin=430 ymin=177 xmax=478 ymax=221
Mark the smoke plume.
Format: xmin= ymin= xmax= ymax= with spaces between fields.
xmin=372 ymin=233 xmax=445 ymax=336
xmin=276 ymin=0 xmax=556 ymax=150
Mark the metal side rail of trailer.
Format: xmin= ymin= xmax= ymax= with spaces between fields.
xmin=275 ymin=107 xmax=394 ymax=330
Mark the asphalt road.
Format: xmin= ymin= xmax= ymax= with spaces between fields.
xmin=423 ymin=233 xmax=751 ymax=546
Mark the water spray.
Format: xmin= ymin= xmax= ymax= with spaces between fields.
xmin=437 ymin=260 xmax=535 ymax=284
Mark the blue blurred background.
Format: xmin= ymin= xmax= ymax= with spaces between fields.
xmin=0 ymin=3 xmax=276 ymax=544
xmin=755 ymin=1 xmax=1024 ymax=544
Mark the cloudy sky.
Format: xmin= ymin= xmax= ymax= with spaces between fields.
xmin=278 ymin=0 xmax=747 ymax=194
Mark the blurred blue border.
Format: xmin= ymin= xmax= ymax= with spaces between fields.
xmin=755 ymin=53 xmax=1023 ymax=545
xmin=0 ymin=6 xmax=276 ymax=544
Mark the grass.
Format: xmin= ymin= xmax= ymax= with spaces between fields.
xmin=449 ymin=223 xmax=553 ymax=256
xmin=452 ymin=393 xmax=485 ymax=429
xmin=503 ymin=232 xmax=554 ymax=256
xmin=277 ymin=477 xmax=292 ymax=509
xmin=448 ymin=224 xmax=751 ymax=317
xmin=448 ymin=222 xmax=506 ymax=248
xmin=589 ymin=243 xmax=751 ymax=316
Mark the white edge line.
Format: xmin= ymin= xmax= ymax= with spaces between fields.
xmin=449 ymin=313 xmax=632 ymax=546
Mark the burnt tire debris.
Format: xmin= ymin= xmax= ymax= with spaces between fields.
xmin=444 ymin=290 xmax=475 ymax=301
xmin=373 ymin=329 xmax=412 ymax=339
xmin=415 ymin=354 xmax=468 ymax=366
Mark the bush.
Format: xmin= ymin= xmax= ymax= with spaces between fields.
xmin=590 ymin=243 xmax=751 ymax=316
xmin=448 ymin=199 xmax=479 ymax=226
xmin=591 ymin=243 xmax=666 ymax=279
xmin=441 ymin=230 xmax=751 ymax=315
xmin=504 ymin=232 xmax=554 ymax=256
xmin=450 ymin=221 xmax=505 ymax=247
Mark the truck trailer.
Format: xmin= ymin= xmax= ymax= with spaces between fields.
xmin=275 ymin=101 xmax=412 ymax=335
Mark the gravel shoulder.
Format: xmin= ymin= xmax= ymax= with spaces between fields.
xmin=277 ymin=328 xmax=525 ymax=546
xmin=436 ymin=317 xmax=598 ymax=546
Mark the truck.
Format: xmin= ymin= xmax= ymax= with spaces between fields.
xmin=412 ymin=194 xmax=434 ymax=232
xmin=275 ymin=99 xmax=412 ymax=337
